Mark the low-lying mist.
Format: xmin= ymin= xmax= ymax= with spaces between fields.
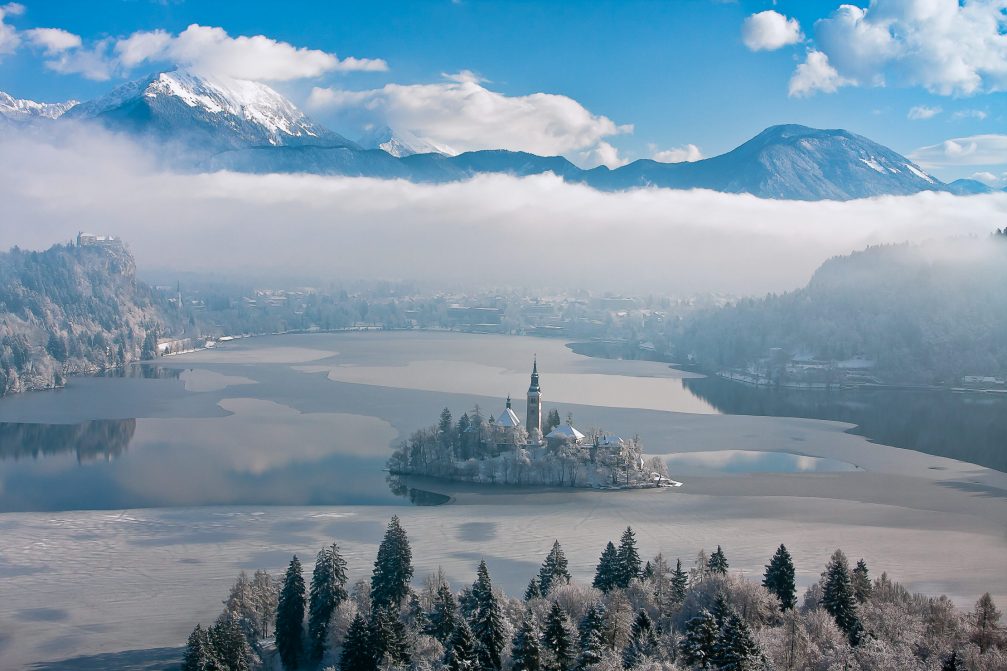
xmin=2 ymin=125 xmax=1004 ymax=296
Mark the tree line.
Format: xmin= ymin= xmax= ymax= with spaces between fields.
xmin=182 ymin=517 xmax=1005 ymax=671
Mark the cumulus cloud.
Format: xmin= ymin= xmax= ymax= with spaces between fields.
xmin=741 ymin=10 xmax=803 ymax=51
xmin=579 ymin=141 xmax=628 ymax=169
xmin=113 ymin=24 xmax=387 ymax=81
xmin=308 ymin=72 xmax=632 ymax=164
xmin=907 ymin=105 xmax=941 ymax=120
xmin=0 ymin=125 xmax=1002 ymax=297
xmin=651 ymin=144 xmax=703 ymax=163
xmin=0 ymin=2 xmax=24 ymax=56
xmin=970 ymin=171 xmax=1005 ymax=186
xmin=909 ymin=134 xmax=1007 ymax=167
xmin=813 ymin=0 xmax=1007 ymax=96
xmin=789 ymin=49 xmax=854 ymax=97
xmin=24 ymin=27 xmax=81 ymax=54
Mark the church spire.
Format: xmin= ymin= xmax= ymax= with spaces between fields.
xmin=526 ymin=356 xmax=542 ymax=440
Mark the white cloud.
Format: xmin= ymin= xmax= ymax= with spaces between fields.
xmin=951 ymin=109 xmax=988 ymax=121
xmin=579 ymin=141 xmax=628 ymax=169
xmin=970 ymin=171 xmax=1003 ymax=186
xmin=907 ymin=105 xmax=941 ymax=120
xmin=113 ymin=24 xmax=387 ymax=81
xmin=308 ymin=73 xmax=632 ymax=164
xmin=0 ymin=2 xmax=24 ymax=56
xmin=788 ymin=49 xmax=854 ymax=97
xmin=24 ymin=27 xmax=81 ymax=54
xmin=909 ymin=134 xmax=1007 ymax=166
xmin=42 ymin=39 xmax=115 ymax=81
xmin=813 ymin=0 xmax=1007 ymax=96
xmin=651 ymin=144 xmax=703 ymax=163
xmin=741 ymin=10 xmax=803 ymax=51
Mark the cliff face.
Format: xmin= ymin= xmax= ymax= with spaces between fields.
xmin=0 ymin=242 xmax=179 ymax=395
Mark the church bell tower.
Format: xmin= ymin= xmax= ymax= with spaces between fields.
xmin=526 ymin=357 xmax=542 ymax=439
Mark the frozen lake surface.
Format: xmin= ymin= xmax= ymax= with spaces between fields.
xmin=0 ymin=332 xmax=1004 ymax=669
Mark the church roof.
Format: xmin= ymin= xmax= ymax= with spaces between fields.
xmin=497 ymin=406 xmax=521 ymax=427
xmin=546 ymin=424 xmax=585 ymax=441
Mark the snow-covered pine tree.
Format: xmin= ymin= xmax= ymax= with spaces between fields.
xmin=275 ymin=555 xmax=305 ymax=671
xmin=511 ymin=613 xmax=543 ymax=671
xmin=538 ymin=541 xmax=571 ymax=595
xmin=641 ymin=561 xmax=654 ymax=581
xmin=428 ymin=582 xmax=459 ymax=643
xmin=670 ymin=558 xmax=688 ymax=607
xmin=592 ymin=542 xmax=620 ymax=593
xmin=708 ymin=546 xmax=729 ymax=575
xmin=971 ymin=592 xmax=1002 ymax=653
xmin=369 ymin=604 xmax=412 ymax=667
xmin=678 ymin=609 xmax=718 ymax=668
xmin=445 ymin=617 xmax=479 ymax=671
xmin=182 ymin=624 xmax=222 ymax=671
xmin=525 ymin=578 xmax=543 ymax=602
xmin=340 ymin=613 xmax=377 ymax=671
xmin=851 ymin=559 xmax=872 ymax=604
xmin=307 ymin=543 xmax=349 ymax=663
xmin=712 ymin=611 xmax=762 ymax=671
xmin=710 ymin=592 xmax=732 ymax=628
xmin=576 ymin=602 xmax=606 ymax=670
xmin=615 ymin=528 xmax=642 ymax=588
xmin=820 ymin=549 xmax=863 ymax=646
xmin=762 ymin=544 xmax=796 ymax=611
xmin=371 ymin=516 xmax=414 ymax=610
xmin=210 ymin=615 xmax=252 ymax=671
xmin=542 ymin=601 xmax=575 ymax=671
xmin=622 ymin=609 xmax=659 ymax=668
xmin=470 ymin=561 xmax=507 ymax=671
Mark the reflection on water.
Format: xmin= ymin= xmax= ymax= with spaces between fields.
xmin=386 ymin=475 xmax=452 ymax=506
xmin=683 ymin=376 xmax=1007 ymax=472
xmin=0 ymin=419 xmax=135 ymax=462
xmin=659 ymin=449 xmax=859 ymax=476
xmin=98 ymin=364 xmax=182 ymax=380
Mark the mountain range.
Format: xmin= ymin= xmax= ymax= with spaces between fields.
xmin=1 ymin=70 xmax=1001 ymax=201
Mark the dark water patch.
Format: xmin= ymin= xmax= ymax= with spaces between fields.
xmin=26 ymin=646 xmax=183 ymax=671
xmin=457 ymin=522 xmax=498 ymax=542
xmin=17 ymin=608 xmax=69 ymax=623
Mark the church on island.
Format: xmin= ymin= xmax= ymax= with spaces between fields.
xmin=388 ymin=358 xmax=677 ymax=489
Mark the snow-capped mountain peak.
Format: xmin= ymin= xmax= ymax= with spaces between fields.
xmin=357 ymin=125 xmax=455 ymax=157
xmin=0 ymin=91 xmax=78 ymax=121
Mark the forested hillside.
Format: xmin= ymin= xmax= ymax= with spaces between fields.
xmin=0 ymin=241 xmax=180 ymax=395
xmin=673 ymin=233 xmax=1007 ymax=385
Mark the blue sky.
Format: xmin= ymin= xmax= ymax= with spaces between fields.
xmin=0 ymin=0 xmax=1004 ymax=181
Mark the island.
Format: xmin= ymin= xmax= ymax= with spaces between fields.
xmin=387 ymin=359 xmax=677 ymax=488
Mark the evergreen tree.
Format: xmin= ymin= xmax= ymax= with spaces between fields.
xmin=308 ymin=543 xmax=349 ymax=664
xmin=820 ymin=549 xmax=863 ymax=646
xmin=712 ymin=611 xmax=762 ymax=671
xmin=339 ymin=613 xmax=376 ymax=671
xmin=445 ymin=617 xmax=479 ymax=671
xmin=972 ymin=592 xmax=1002 ymax=653
xmin=710 ymin=592 xmax=732 ymax=628
xmin=210 ymin=616 xmax=251 ymax=671
xmin=851 ymin=559 xmax=872 ymax=604
xmin=524 ymin=578 xmax=543 ymax=601
xmin=470 ymin=561 xmax=507 ymax=671
xmin=182 ymin=624 xmax=222 ymax=671
xmin=678 ymin=609 xmax=718 ymax=669
xmin=538 ymin=541 xmax=571 ymax=595
xmin=542 ymin=601 xmax=575 ymax=671
xmin=622 ymin=610 xmax=659 ymax=668
xmin=511 ymin=613 xmax=543 ymax=671
xmin=592 ymin=542 xmax=620 ymax=593
xmin=707 ymin=546 xmax=729 ymax=575
xmin=670 ymin=558 xmax=688 ymax=606
xmin=762 ymin=544 xmax=796 ymax=611
xmin=941 ymin=650 xmax=963 ymax=671
xmin=641 ymin=561 xmax=654 ymax=581
xmin=615 ymin=528 xmax=642 ymax=588
xmin=371 ymin=516 xmax=414 ymax=610
xmin=275 ymin=555 xmax=306 ymax=671
xmin=428 ymin=582 xmax=459 ymax=643
xmin=576 ymin=603 xmax=606 ymax=671
xmin=369 ymin=605 xmax=411 ymax=667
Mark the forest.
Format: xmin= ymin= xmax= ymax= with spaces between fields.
xmin=182 ymin=517 xmax=1005 ymax=671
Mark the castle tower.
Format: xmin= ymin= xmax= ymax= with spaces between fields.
xmin=526 ymin=357 xmax=542 ymax=439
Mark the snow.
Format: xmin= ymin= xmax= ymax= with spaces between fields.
xmin=360 ymin=125 xmax=456 ymax=157
xmin=859 ymin=157 xmax=886 ymax=174
xmin=0 ymin=91 xmax=78 ymax=120
xmin=905 ymin=163 xmax=936 ymax=183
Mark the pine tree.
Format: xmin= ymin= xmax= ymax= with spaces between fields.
xmin=542 ymin=601 xmax=575 ymax=671
xmin=369 ymin=605 xmax=411 ymax=667
xmin=762 ymin=544 xmax=796 ymax=611
xmin=445 ymin=617 xmax=479 ymax=671
xmin=622 ymin=610 xmax=659 ymax=668
xmin=707 ymin=546 xmax=729 ymax=575
xmin=592 ymin=542 xmax=620 ymax=593
xmin=210 ymin=616 xmax=251 ymax=671
xmin=678 ymin=609 xmax=718 ymax=669
xmin=525 ymin=578 xmax=543 ymax=601
xmin=820 ymin=549 xmax=863 ymax=646
xmin=615 ymin=528 xmax=642 ymax=588
xmin=851 ymin=559 xmax=872 ymax=604
xmin=428 ymin=582 xmax=459 ymax=643
xmin=182 ymin=624 xmax=222 ymax=671
xmin=710 ymin=592 xmax=732 ymax=628
xmin=275 ymin=555 xmax=306 ymax=670
xmin=371 ymin=516 xmax=414 ymax=610
xmin=576 ymin=603 xmax=606 ymax=670
xmin=641 ymin=561 xmax=654 ymax=581
xmin=670 ymin=558 xmax=688 ymax=606
xmin=308 ymin=543 xmax=349 ymax=664
xmin=512 ymin=613 xmax=543 ymax=671
xmin=538 ymin=541 xmax=571 ymax=595
xmin=712 ymin=611 xmax=762 ymax=671
xmin=470 ymin=561 xmax=507 ymax=671
xmin=339 ymin=613 xmax=376 ymax=671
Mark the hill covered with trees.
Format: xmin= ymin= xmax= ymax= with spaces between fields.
xmin=672 ymin=233 xmax=1007 ymax=386
xmin=0 ymin=241 xmax=180 ymax=395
